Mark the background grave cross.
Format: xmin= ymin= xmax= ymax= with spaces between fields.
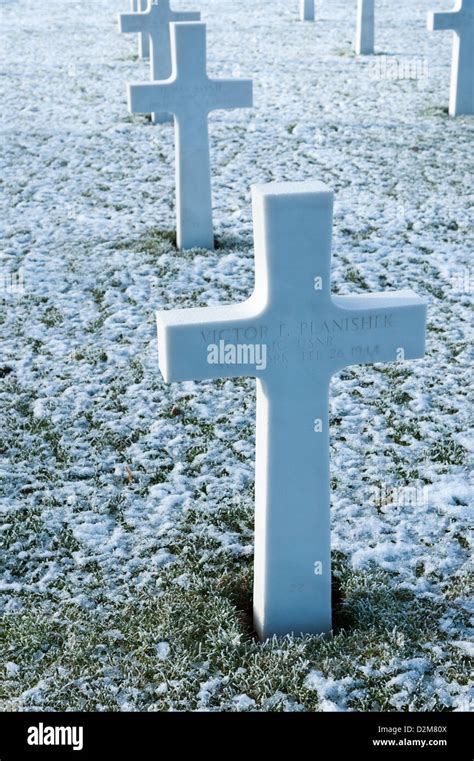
xmin=155 ymin=182 xmax=427 ymax=640
xmin=119 ymin=0 xmax=200 ymax=124
xmin=300 ymin=0 xmax=315 ymax=22
xmin=128 ymin=22 xmax=253 ymax=251
xmin=356 ymin=0 xmax=375 ymax=55
xmin=130 ymin=0 xmax=150 ymax=59
xmin=428 ymin=0 xmax=474 ymax=116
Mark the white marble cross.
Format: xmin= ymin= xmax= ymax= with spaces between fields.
xmin=300 ymin=0 xmax=315 ymax=21
xmin=128 ymin=22 xmax=253 ymax=251
xmin=155 ymin=181 xmax=427 ymax=639
xmin=428 ymin=0 xmax=474 ymax=116
xmin=355 ymin=0 xmax=375 ymax=55
xmin=119 ymin=0 xmax=201 ymax=124
xmin=131 ymin=0 xmax=150 ymax=59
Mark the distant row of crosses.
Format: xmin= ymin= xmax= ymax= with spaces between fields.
xmin=119 ymin=1 xmax=472 ymax=253
xmin=130 ymin=2 xmax=473 ymax=118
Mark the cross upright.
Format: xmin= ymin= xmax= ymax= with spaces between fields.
xmin=428 ymin=0 xmax=474 ymax=116
xmin=300 ymin=0 xmax=315 ymax=21
xmin=119 ymin=0 xmax=201 ymax=124
xmin=355 ymin=0 xmax=375 ymax=55
xmin=130 ymin=0 xmax=150 ymax=59
xmin=156 ymin=182 xmax=427 ymax=640
xmin=128 ymin=22 xmax=253 ymax=251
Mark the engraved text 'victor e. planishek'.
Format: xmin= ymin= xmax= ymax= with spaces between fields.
xmin=200 ymin=313 xmax=395 ymax=368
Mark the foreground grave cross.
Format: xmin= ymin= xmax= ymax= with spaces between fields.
xmin=119 ymin=0 xmax=201 ymax=124
xmin=355 ymin=0 xmax=375 ymax=55
xmin=131 ymin=0 xmax=150 ymax=59
xmin=428 ymin=0 xmax=474 ymax=116
xmin=156 ymin=181 xmax=427 ymax=639
xmin=300 ymin=0 xmax=315 ymax=21
xmin=128 ymin=22 xmax=253 ymax=251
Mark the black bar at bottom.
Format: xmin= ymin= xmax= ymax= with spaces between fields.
xmin=0 ymin=711 xmax=470 ymax=759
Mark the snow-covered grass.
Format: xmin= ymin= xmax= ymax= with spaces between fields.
xmin=1 ymin=0 xmax=472 ymax=711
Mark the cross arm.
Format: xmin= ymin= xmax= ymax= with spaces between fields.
xmin=427 ymin=10 xmax=457 ymax=31
xmin=209 ymin=79 xmax=254 ymax=112
xmin=118 ymin=11 xmax=149 ymax=34
xmin=172 ymin=11 xmax=201 ymax=23
xmin=332 ymin=290 xmax=427 ymax=368
xmin=157 ymin=294 xmax=267 ymax=382
xmin=128 ymin=81 xmax=174 ymax=114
